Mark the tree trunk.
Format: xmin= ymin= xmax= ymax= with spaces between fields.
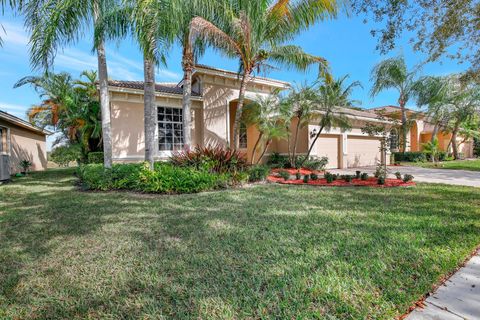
xmin=181 ymin=41 xmax=194 ymax=151
xmin=94 ymin=1 xmax=112 ymax=169
xmin=301 ymin=123 xmax=326 ymax=167
xmin=232 ymin=71 xmax=250 ymax=149
xmin=290 ymin=117 xmax=301 ymax=167
xmin=256 ymin=139 xmax=272 ymax=165
xmin=143 ymin=56 xmax=156 ymax=170
xmin=250 ymin=131 xmax=263 ymax=164
xmin=431 ymin=122 xmax=439 ymax=143
xmin=451 ymin=123 xmax=460 ymax=160
xmin=399 ymin=98 xmax=408 ymax=153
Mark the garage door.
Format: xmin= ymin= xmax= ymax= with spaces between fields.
xmin=347 ymin=136 xmax=381 ymax=167
xmin=315 ymin=134 xmax=340 ymax=169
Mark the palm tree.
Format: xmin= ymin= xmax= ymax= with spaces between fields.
xmin=413 ymin=76 xmax=451 ymax=148
xmin=243 ymin=91 xmax=287 ymax=163
xmin=301 ymin=75 xmax=359 ymax=166
xmin=371 ymin=56 xmax=418 ymax=153
xmin=23 ymin=0 xmax=117 ymax=168
xmin=190 ymin=0 xmax=337 ymax=149
xmin=0 ymin=0 xmax=22 ymax=46
xmin=282 ymin=84 xmax=318 ymax=167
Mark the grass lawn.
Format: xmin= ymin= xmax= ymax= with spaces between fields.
xmin=401 ymin=159 xmax=480 ymax=171
xmin=1 ymin=169 xmax=479 ymax=319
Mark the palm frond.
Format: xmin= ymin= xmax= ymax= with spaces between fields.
xmin=268 ymin=44 xmax=329 ymax=74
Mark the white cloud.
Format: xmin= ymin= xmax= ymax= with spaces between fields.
xmin=0 ymin=102 xmax=29 ymax=119
xmin=157 ymin=69 xmax=181 ymax=81
xmin=1 ymin=22 xmax=29 ymax=46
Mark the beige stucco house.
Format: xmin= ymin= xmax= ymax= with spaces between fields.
xmin=0 ymin=110 xmax=50 ymax=179
xmin=108 ymin=65 xmax=473 ymax=169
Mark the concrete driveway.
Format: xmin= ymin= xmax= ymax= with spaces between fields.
xmin=330 ymin=166 xmax=480 ymax=187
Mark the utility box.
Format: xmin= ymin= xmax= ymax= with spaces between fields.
xmin=0 ymin=154 xmax=10 ymax=180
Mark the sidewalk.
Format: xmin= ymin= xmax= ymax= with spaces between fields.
xmin=406 ymin=250 xmax=480 ymax=319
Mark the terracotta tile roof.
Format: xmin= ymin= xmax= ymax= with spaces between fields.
xmin=336 ymin=107 xmax=386 ymax=120
xmin=108 ymin=80 xmax=201 ymax=96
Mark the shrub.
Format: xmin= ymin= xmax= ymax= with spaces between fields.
xmin=360 ymin=173 xmax=369 ymax=180
xmin=325 ymin=173 xmax=334 ymax=183
xmin=19 ymin=160 xmax=32 ymax=173
xmin=395 ymin=172 xmax=402 ymax=180
xmin=310 ymin=173 xmax=319 ymax=180
xmin=278 ymin=170 xmax=290 ymax=181
xmin=295 ymin=171 xmax=302 ymax=180
xmin=332 ymin=174 xmax=339 ymax=181
xmin=393 ymin=152 xmax=427 ymax=163
xmin=170 ymin=145 xmax=248 ymax=174
xmin=474 ymin=137 xmax=480 ymax=157
xmin=267 ymin=152 xmax=290 ymax=168
xmin=403 ymin=174 xmax=414 ymax=183
xmin=344 ymin=175 xmax=353 ymax=183
xmin=377 ymin=176 xmax=385 ymax=185
xmin=248 ymin=165 xmax=270 ymax=182
xmin=50 ymin=144 xmax=82 ymax=167
xmin=303 ymin=157 xmax=328 ymax=171
xmin=88 ymin=152 xmax=104 ymax=164
xmin=77 ymin=162 xmax=230 ymax=194
xmin=355 ymin=171 xmax=361 ymax=179
xmin=303 ymin=175 xmax=310 ymax=183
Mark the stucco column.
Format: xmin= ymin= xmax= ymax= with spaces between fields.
xmin=340 ymin=133 xmax=348 ymax=169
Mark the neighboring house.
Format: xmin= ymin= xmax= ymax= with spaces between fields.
xmin=109 ymin=65 xmax=392 ymax=169
xmin=369 ymin=106 xmax=475 ymax=158
xmin=0 ymin=110 xmax=50 ymax=179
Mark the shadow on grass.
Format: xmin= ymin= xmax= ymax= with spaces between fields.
xmin=0 ymin=168 xmax=479 ymax=319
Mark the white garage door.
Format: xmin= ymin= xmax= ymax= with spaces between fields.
xmin=347 ymin=136 xmax=381 ymax=167
xmin=315 ymin=134 xmax=340 ymax=169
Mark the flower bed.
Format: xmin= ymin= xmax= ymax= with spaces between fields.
xmin=268 ymin=175 xmax=416 ymax=188
xmin=270 ymin=168 xmax=323 ymax=176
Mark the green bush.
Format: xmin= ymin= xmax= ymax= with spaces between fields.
xmin=50 ymin=144 xmax=82 ymax=167
xmin=77 ymin=162 xmax=230 ymax=194
xmin=278 ymin=170 xmax=290 ymax=181
xmin=393 ymin=152 xmax=427 ymax=163
xmin=88 ymin=152 xmax=104 ymax=164
xmin=295 ymin=171 xmax=302 ymax=180
xmin=325 ymin=173 xmax=334 ymax=183
xmin=267 ymin=152 xmax=290 ymax=168
xmin=303 ymin=175 xmax=310 ymax=183
xmin=310 ymin=173 xmax=319 ymax=180
xmin=303 ymin=157 xmax=328 ymax=171
xmin=344 ymin=175 xmax=353 ymax=183
xmin=474 ymin=137 xmax=480 ymax=157
xmin=403 ymin=174 xmax=414 ymax=183
xmin=395 ymin=172 xmax=402 ymax=180
xmin=360 ymin=173 xmax=369 ymax=180
xmin=248 ymin=165 xmax=270 ymax=182
xmin=377 ymin=176 xmax=385 ymax=185
xmin=355 ymin=171 xmax=361 ymax=179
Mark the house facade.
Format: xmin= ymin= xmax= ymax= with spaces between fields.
xmin=0 ymin=110 xmax=50 ymax=179
xmin=108 ymin=65 xmax=473 ymax=169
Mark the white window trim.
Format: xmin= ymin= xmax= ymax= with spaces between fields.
xmin=156 ymin=105 xmax=184 ymax=154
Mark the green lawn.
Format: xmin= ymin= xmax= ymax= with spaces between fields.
xmin=401 ymin=159 xmax=480 ymax=171
xmin=1 ymin=169 xmax=479 ymax=319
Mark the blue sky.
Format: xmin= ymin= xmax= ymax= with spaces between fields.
xmin=0 ymin=7 xmax=467 ymax=126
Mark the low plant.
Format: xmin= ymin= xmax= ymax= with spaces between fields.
xmin=295 ymin=171 xmax=302 ymax=180
xmin=344 ymin=175 xmax=353 ymax=183
xmin=302 ymin=157 xmax=328 ymax=171
xmin=50 ymin=144 xmax=82 ymax=167
xmin=310 ymin=173 xmax=319 ymax=180
xmin=394 ymin=172 xmax=402 ymax=180
xmin=360 ymin=173 xmax=369 ymax=180
xmin=355 ymin=170 xmax=361 ymax=179
xmin=303 ymin=175 xmax=310 ymax=183
xmin=333 ymin=174 xmax=339 ymax=181
xmin=377 ymin=176 xmax=385 ymax=185
xmin=403 ymin=174 xmax=414 ymax=183
xmin=19 ymin=160 xmax=32 ymax=174
xmin=325 ymin=173 xmax=334 ymax=183
xmin=266 ymin=152 xmax=290 ymax=168
xmin=393 ymin=151 xmax=427 ymax=163
xmin=278 ymin=170 xmax=290 ymax=181
xmin=87 ymin=152 xmax=104 ymax=164
xmin=374 ymin=162 xmax=388 ymax=179
xmin=170 ymin=145 xmax=248 ymax=174
xmin=248 ymin=165 xmax=270 ymax=182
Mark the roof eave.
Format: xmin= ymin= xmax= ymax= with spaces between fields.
xmin=0 ymin=111 xmax=52 ymax=135
xmin=108 ymin=86 xmax=203 ymax=101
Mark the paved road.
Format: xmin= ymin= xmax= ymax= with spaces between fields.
xmin=406 ymin=251 xmax=480 ymax=320
xmin=330 ymin=166 xmax=480 ymax=187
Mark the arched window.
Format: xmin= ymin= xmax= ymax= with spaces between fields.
xmin=389 ymin=129 xmax=399 ymax=151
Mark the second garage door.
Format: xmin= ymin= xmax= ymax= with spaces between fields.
xmin=347 ymin=136 xmax=381 ymax=167
xmin=315 ymin=134 xmax=340 ymax=169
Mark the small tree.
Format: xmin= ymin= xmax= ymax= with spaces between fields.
xmin=300 ymin=75 xmax=359 ymax=167
xmin=422 ymin=138 xmax=440 ymax=166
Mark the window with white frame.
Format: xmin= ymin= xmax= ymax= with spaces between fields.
xmin=389 ymin=129 xmax=399 ymax=151
xmin=158 ymin=106 xmax=184 ymax=151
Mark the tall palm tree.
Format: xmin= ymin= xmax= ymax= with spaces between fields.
xmin=0 ymin=0 xmax=22 ymax=46
xmin=413 ymin=76 xmax=451 ymax=144
xmin=301 ymin=75 xmax=359 ymax=166
xmin=371 ymin=56 xmax=418 ymax=153
xmin=190 ymin=0 xmax=337 ymax=149
xmin=24 ymin=0 xmax=116 ymax=168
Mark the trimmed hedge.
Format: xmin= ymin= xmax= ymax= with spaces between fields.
xmin=77 ymin=163 xmax=232 ymax=194
xmin=87 ymin=152 xmax=104 ymax=164
xmin=392 ymin=152 xmax=427 ymax=163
